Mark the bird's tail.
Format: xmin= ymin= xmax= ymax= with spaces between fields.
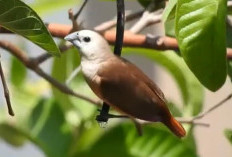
xmin=162 ymin=116 xmax=186 ymax=138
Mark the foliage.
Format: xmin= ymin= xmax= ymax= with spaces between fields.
xmin=0 ymin=0 xmax=231 ymax=157
xmin=0 ymin=0 xmax=60 ymax=55
xmin=175 ymin=0 xmax=227 ymax=91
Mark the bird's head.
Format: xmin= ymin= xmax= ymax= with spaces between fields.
xmin=65 ymin=30 xmax=112 ymax=60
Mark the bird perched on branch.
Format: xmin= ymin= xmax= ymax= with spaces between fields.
xmin=65 ymin=30 xmax=186 ymax=137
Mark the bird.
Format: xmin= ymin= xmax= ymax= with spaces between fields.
xmin=64 ymin=30 xmax=186 ymax=137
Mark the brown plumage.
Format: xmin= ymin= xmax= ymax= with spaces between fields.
xmin=65 ymin=30 xmax=186 ymax=137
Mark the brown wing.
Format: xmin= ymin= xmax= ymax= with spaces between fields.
xmin=97 ymin=57 xmax=171 ymax=122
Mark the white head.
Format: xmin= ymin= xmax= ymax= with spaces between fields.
xmin=64 ymin=30 xmax=112 ymax=61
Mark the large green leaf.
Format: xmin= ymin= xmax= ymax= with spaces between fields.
xmin=123 ymin=48 xmax=204 ymax=116
xmin=175 ymin=0 xmax=227 ymax=91
xmin=0 ymin=0 xmax=60 ymax=56
xmin=76 ymin=122 xmax=198 ymax=157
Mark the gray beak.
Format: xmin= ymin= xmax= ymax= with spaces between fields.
xmin=64 ymin=32 xmax=81 ymax=48
xmin=64 ymin=32 xmax=79 ymax=41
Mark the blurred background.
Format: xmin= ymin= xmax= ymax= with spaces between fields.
xmin=0 ymin=0 xmax=232 ymax=157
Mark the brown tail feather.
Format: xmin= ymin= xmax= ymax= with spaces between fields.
xmin=163 ymin=116 xmax=186 ymax=138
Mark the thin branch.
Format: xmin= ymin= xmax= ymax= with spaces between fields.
xmin=176 ymin=119 xmax=210 ymax=127
xmin=173 ymin=93 xmax=232 ymax=126
xmin=0 ymin=40 xmax=101 ymax=106
xmin=31 ymin=44 xmax=72 ymax=65
xmin=130 ymin=9 xmax=163 ymax=34
xmin=74 ymin=0 xmax=88 ymax=20
xmin=0 ymin=54 xmax=14 ymax=116
xmin=192 ymin=93 xmax=232 ymax=121
xmin=69 ymin=9 xmax=79 ymax=31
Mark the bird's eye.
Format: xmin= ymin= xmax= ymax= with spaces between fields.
xmin=83 ymin=37 xmax=91 ymax=42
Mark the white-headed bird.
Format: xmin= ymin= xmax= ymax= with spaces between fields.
xmin=65 ymin=30 xmax=186 ymax=137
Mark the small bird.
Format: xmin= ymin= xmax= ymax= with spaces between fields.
xmin=65 ymin=30 xmax=186 ymax=137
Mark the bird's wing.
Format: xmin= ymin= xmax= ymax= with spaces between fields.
xmin=120 ymin=57 xmax=166 ymax=102
xmin=96 ymin=57 xmax=169 ymax=121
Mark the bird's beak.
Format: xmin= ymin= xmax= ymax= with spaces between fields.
xmin=64 ymin=32 xmax=81 ymax=48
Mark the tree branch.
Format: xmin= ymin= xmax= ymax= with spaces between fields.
xmin=0 ymin=54 xmax=14 ymax=116
xmin=2 ymin=24 xmax=232 ymax=59
xmin=130 ymin=9 xmax=163 ymax=34
xmin=0 ymin=40 xmax=101 ymax=106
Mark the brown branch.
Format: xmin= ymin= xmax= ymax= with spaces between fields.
xmin=2 ymin=23 xmax=232 ymax=61
xmin=0 ymin=40 xmax=101 ymax=106
xmin=192 ymin=93 xmax=232 ymax=121
xmin=31 ymin=44 xmax=72 ymax=65
xmin=0 ymin=54 xmax=14 ymax=116
xmin=174 ymin=93 xmax=232 ymax=127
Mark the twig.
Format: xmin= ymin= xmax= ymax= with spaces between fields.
xmin=69 ymin=0 xmax=88 ymax=32
xmin=130 ymin=9 xmax=163 ymax=34
xmin=31 ymin=44 xmax=72 ymax=65
xmin=173 ymin=93 xmax=232 ymax=126
xmin=176 ymin=119 xmax=210 ymax=127
xmin=0 ymin=40 xmax=100 ymax=106
xmin=192 ymin=93 xmax=232 ymax=121
xmin=0 ymin=54 xmax=14 ymax=116
xmin=69 ymin=9 xmax=79 ymax=31
xmin=94 ymin=10 xmax=143 ymax=32
xmin=74 ymin=0 xmax=88 ymax=20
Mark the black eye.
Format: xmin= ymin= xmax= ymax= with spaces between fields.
xmin=83 ymin=37 xmax=91 ymax=42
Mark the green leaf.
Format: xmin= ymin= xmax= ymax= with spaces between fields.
xmin=0 ymin=0 xmax=60 ymax=56
xmin=28 ymin=98 xmax=73 ymax=157
xmin=175 ymin=0 xmax=227 ymax=91
xmin=10 ymin=56 xmax=27 ymax=87
xmin=76 ymin=122 xmax=198 ymax=157
xmin=123 ymin=49 xmax=204 ymax=116
xmin=224 ymin=129 xmax=232 ymax=145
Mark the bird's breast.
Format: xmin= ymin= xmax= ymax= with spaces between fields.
xmin=81 ymin=60 xmax=100 ymax=80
